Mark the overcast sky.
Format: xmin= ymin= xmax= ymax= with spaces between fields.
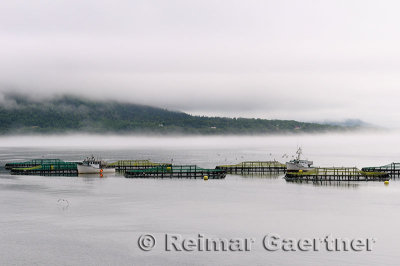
xmin=0 ymin=0 xmax=399 ymax=126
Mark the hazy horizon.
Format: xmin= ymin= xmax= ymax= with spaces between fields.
xmin=0 ymin=131 xmax=398 ymax=168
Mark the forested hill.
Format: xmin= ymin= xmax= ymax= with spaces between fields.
xmin=0 ymin=94 xmax=350 ymax=134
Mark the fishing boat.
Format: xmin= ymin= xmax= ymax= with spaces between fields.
xmin=286 ymin=147 xmax=314 ymax=172
xmin=77 ymin=155 xmax=116 ymax=174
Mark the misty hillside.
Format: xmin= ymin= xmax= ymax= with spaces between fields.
xmin=320 ymin=119 xmax=374 ymax=128
xmin=0 ymin=94 xmax=350 ymax=135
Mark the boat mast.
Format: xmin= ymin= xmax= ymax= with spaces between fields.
xmin=296 ymin=147 xmax=302 ymax=161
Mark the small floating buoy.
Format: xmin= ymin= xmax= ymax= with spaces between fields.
xmin=204 ymin=175 xmax=208 ymax=181
xmin=384 ymin=180 xmax=389 ymax=185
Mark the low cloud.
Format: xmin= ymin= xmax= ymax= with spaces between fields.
xmin=1 ymin=0 xmax=400 ymax=126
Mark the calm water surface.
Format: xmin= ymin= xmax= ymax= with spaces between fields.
xmin=0 ymin=133 xmax=399 ymax=265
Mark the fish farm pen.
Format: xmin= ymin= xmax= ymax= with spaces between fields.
xmin=216 ymin=161 xmax=286 ymax=174
xmin=107 ymin=160 xmax=172 ymax=173
xmin=285 ymin=167 xmax=390 ymax=182
xmin=125 ymin=165 xmax=227 ymax=179
xmin=235 ymin=172 xmax=282 ymax=178
xmin=362 ymin=163 xmax=400 ymax=178
xmin=5 ymin=159 xmax=64 ymax=170
xmin=10 ymin=162 xmax=79 ymax=176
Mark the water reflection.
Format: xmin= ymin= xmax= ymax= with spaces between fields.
xmin=0 ymin=183 xmax=48 ymax=191
xmin=286 ymin=180 xmax=361 ymax=189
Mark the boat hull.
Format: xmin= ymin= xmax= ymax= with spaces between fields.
xmin=286 ymin=162 xmax=314 ymax=172
xmin=77 ymin=165 xmax=116 ymax=174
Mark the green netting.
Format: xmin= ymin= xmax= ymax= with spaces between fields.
xmin=17 ymin=162 xmax=78 ymax=171
xmin=362 ymin=162 xmax=400 ymax=170
xmin=217 ymin=161 xmax=286 ymax=168
xmin=7 ymin=159 xmax=63 ymax=166
xmin=127 ymin=165 xmax=225 ymax=174
xmin=108 ymin=160 xmax=169 ymax=167
xmin=287 ymin=167 xmax=388 ymax=177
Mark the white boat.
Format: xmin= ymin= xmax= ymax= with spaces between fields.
xmin=286 ymin=147 xmax=314 ymax=172
xmin=77 ymin=156 xmax=116 ymax=174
